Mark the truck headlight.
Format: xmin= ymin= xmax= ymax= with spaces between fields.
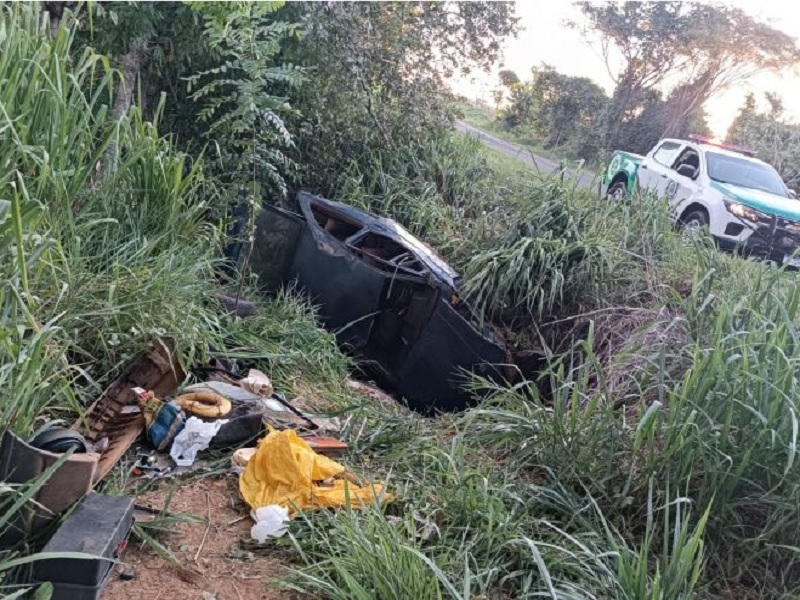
xmin=726 ymin=202 xmax=768 ymax=223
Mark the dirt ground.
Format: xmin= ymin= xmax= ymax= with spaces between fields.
xmin=103 ymin=477 xmax=296 ymax=600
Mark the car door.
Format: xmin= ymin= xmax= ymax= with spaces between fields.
xmin=248 ymin=204 xmax=306 ymax=291
xmin=638 ymin=141 xmax=684 ymax=197
xmin=394 ymin=299 xmax=506 ymax=413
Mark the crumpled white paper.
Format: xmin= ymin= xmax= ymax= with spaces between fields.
xmin=169 ymin=416 xmax=229 ymax=467
xmin=240 ymin=369 xmax=274 ymax=397
xmin=250 ymin=504 xmax=290 ymax=542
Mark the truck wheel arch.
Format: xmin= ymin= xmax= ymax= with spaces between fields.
xmin=606 ymin=173 xmax=630 ymax=199
xmin=678 ymin=203 xmax=709 ymax=228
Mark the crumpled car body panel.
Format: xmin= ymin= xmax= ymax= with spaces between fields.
xmin=248 ymin=191 xmax=506 ymax=412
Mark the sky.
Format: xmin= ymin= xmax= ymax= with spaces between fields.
xmin=451 ymin=0 xmax=800 ymax=139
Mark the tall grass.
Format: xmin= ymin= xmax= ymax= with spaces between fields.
xmin=333 ymin=132 xmax=497 ymax=256
xmin=0 ymin=3 xmax=224 ymax=435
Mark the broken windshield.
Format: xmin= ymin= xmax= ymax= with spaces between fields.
xmin=706 ymin=152 xmax=789 ymax=197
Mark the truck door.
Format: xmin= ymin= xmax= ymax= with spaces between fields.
xmin=665 ymin=145 xmax=702 ymax=208
xmin=638 ymin=141 xmax=684 ymax=197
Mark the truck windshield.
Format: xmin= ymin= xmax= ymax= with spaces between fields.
xmin=706 ymin=152 xmax=788 ymax=197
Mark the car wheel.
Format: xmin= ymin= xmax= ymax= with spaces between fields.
xmin=606 ymin=180 xmax=628 ymax=201
xmin=681 ymin=209 xmax=709 ymax=233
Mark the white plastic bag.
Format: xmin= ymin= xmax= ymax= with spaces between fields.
xmin=169 ymin=416 xmax=228 ymax=467
xmin=250 ymin=504 xmax=290 ymax=542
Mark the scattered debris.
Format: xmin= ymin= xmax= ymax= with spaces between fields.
xmin=0 ymin=430 xmax=99 ymax=547
xmin=175 ymin=390 xmax=232 ymax=418
xmin=29 ymin=427 xmax=89 ymax=453
xmin=86 ymin=437 xmax=110 ymax=454
xmin=170 ymin=416 xmax=229 ymax=467
xmin=132 ymin=451 xmax=171 ymax=478
xmin=240 ymin=369 xmax=274 ymax=397
xmin=7 ymin=327 xmax=370 ymax=596
xmin=250 ymin=505 xmax=290 ymax=542
xmin=212 ymin=413 xmax=268 ymax=450
xmin=74 ymin=337 xmax=186 ymax=482
xmin=1 ymin=339 xmax=187 ymax=546
xmin=184 ymin=380 xmax=263 ymax=405
xmin=136 ymin=387 xmax=187 ymax=452
xmin=239 ymin=429 xmax=388 ymax=515
xmin=301 ymin=435 xmax=348 ymax=458
xmin=231 ymin=447 xmax=256 ymax=472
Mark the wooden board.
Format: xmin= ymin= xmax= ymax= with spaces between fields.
xmin=73 ymin=337 xmax=186 ymax=482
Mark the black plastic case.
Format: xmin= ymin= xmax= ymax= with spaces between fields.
xmin=33 ymin=493 xmax=135 ymax=600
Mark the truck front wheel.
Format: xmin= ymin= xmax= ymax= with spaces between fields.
xmin=680 ymin=209 xmax=709 ymax=232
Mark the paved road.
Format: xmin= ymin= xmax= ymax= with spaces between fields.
xmin=455 ymin=120 xmax=602 ymax=191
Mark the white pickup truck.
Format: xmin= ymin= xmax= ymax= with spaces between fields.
xmin=603 ymin=135 xmax=800 ymax=266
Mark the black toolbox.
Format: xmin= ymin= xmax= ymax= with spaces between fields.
xmin=33 ymin=493 xmax=135 ymax=600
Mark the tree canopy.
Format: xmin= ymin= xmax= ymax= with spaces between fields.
xmin=502 ymin=66 xmax=607 ymax=160
xmin=279 ymin=1 xmax=519 ymax=194
xmin=67 ymin=1 xmax=518 ymax=200
xmin=573 ymin=1 xmax=800 ymax=141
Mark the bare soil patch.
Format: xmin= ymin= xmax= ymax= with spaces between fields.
xmin=103 ymin=477 xmax=296 ymax=600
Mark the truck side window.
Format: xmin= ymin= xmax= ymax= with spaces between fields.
xmin=652 ymin=141 xmax=682 ymax=167
xmin=672 ymin=148 xmax=700 ymax=171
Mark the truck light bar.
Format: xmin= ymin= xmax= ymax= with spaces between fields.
xmin=688 ymin=134 xmax=756 ymax=157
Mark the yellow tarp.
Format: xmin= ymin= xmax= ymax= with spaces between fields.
xmin=239 ymin=429 xmax=389 ymax=515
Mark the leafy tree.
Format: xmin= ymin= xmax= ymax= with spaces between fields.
xmin=499 ymin=69 xmax=520 ymax=87
xmin=89 ymin=3 xmax=162 ymax=121
xmin=187 ymin=1 xmax=304 ymax=197
xmin=494 ymin=69 xmax=520 ymax=107
xmin=128 ymin=3 xmax=218 ymax=145
xmin=279 ymin=1 xmax=519 ymax=195
xmin=500 ymin=62 xmax=711 ymax=159
xmin=68 ymin=1 xmax=519 ymax=203
xmin=68 ymin=2 xmax=165 ymax=174
xmin=660 ymin=4 xmax=800 ymax=137
xmin=70 ymin=2 xmax=303 ymax=198
xmin=502 ymin=66 xmax=608 ymax=160
xmin=42 ymin=1 xmax=77 ymax=37
xmin=605 ymin=87 xmax=710 ymax=156
xmin=573 ymin=1 xmax=799 ymax=145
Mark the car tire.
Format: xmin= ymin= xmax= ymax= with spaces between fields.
xmin=681 ymin=209 xmax=709 ymax=233
xmin=606 ymin=179 xmax=628 ymax=201
xmin=29 ymin=428 xmax=88 ymax=453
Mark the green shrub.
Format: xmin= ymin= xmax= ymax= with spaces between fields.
xmin=462 ymin=177 xmax=612 ymax=321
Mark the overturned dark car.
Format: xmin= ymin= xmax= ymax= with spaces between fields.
xmin=245 ymin=191 xmax=508 ymax=413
